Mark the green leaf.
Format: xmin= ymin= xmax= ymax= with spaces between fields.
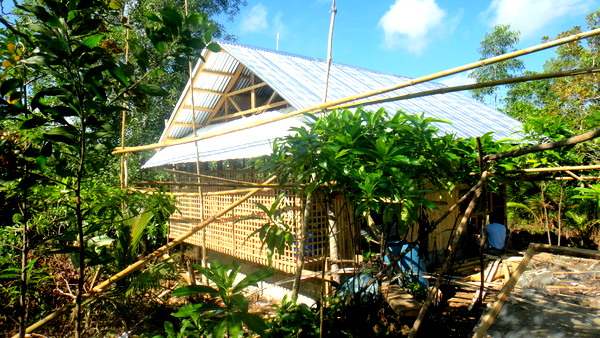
xmin=36 ymin=155 xmax=47 ymax=171
xmin=108 ymin=1 xmax=123 ymax=10
xmin=43 ymin=126 xmax=78 ymax=145
xmin=82 ymin=34 xmax=104 ymax=49
xmin=0 ymin=78 xmax=22 ymax=96
xmin=230 ymin=294 xmax=249 ymax=312
xmin=106 ymin=64 xmax=129 ymax=86
xmin=206 ymin=42 xmax=221 ymax=52
xmin=172 ymin=285 xmax=219 ymax=297
xmin=137 ymin=83 xmax=169 ymax=96
xmin=237 ymin=312 xmax=268 ymax=334
xmin=232 ymin=267 xmax=274 ymax=294
xmin=20 ymin=115 xmax=47 ymax=129
xmin=144 ymin=12 xmax=162 ymax=23
xmin=186 ymin=13 xmax=204 ymax=26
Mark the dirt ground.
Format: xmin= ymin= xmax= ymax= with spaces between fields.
xmin=486 ymin=252 xmax=600 ymax=337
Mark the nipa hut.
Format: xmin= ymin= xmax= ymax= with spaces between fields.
xmin=141 ymin=42 xmax=521 ymax=282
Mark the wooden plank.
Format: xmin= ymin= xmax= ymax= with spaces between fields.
xmin=384 ymin=284 xmax=422 ymax=317
xmin=468 ymin=258 xmax=501 ymax=310
xmin=472 ymin=243 xmax=600 ymax=337
xmin=161 ymin=50 xmax=214 ymax=142
xmin=210 ymin=100 xmax=289 ymax=122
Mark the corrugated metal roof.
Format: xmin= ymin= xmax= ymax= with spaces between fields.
xmin=143 ymin=108 xmax=304 ymax=168
xmin=144 ymin=42 xmax=523 ymax=168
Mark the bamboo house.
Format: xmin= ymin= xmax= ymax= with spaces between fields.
xmin=140 ymin=42 xmax=521 ymax=276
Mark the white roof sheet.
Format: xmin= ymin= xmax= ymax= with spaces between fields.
xmin=144 ymin=42 xmax=523 ymax=168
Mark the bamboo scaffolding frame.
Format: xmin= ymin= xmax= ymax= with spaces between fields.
xmin=15 ymin=176 xmax=277 ymax=336
xmin=133 ymin=180 xmax=286 ymax=188
xmin=410 ymin=127 xmax=600 ymax=336
xmin=164 ymin=168 xmax=303 ymax=187
xmin=330 ymin=66 xmax=600 ymax=110
xmin=408 ymin=170 xmax=490 ymax=337
xmin=130 ymin=186 xmax=273 ymax=196
xmin=112 ymin=27 xmax=600 ymax=155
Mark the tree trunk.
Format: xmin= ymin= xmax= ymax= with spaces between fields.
xmin=292 ymin=192 xmax=312 ymax=301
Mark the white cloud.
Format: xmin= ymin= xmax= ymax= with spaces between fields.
xmin=483 ymin=0 xmax=595 ymax=38
xmin=240 ymin=3 xmax=269 ymax=33
xmin=439 ymin=73 xmax=476 ymax=87
xmin=379 ymin=0 xmax=447 ymax=54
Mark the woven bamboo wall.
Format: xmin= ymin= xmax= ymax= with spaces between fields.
xmin=404 ymin=188 xmax=462 ymax=252
xmin=167 ymin=168 xmax=350 ymax=273
xmin=166 ymin=165 xmax=502 ymax=271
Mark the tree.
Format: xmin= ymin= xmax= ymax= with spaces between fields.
xmin=0 ymin=0 xmax=219 ymax=335
xmin=468 ymin=24 xmax=525 ymax=107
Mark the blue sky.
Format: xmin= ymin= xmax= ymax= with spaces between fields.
xmin=217 ymin=0 xmax=600 ymax=86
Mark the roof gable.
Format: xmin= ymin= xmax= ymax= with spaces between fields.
xmin=146 ymin=42 xmax=523 ymax=168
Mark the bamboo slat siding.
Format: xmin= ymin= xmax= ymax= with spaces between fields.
xmin=165 ymin=167 xmax=500 ymax=272
xmin=168 ymin=168 xmax=338 ymax=273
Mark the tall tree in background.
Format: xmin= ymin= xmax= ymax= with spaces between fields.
xmin=0 ymin=0 xmax=225 ymax=335
xmin=468 ymin=24 xmax=524 ymax=107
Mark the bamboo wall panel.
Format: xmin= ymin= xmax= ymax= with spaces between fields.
xmin=405 ymin=188 xmax=462 ymax=252
xmin=165 ymin=167 xmax=491 ymax=272
xmin=168 ymin=169 xmax=332 ymax=273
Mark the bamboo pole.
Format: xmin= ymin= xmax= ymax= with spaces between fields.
xmin=409 ymin=170 xmax=490 ymax=338
xmin=505 ymin=164 xmax=600 ymax=173
xmin=15 ymin=176 xmax=277 ymax=337
xmin=130 ymin=187 xmax=274 ymax=196
xmin=165 ymin=169 xmax=303 ymax=187
xmin=132 ymin=180 xmax=287 ymax=188
xmin=112 ymin=27 xmax=600 ymax=155
xmin=485 ymin=127 xmax=600 ymax=161
xmin=330 ymin=66 xmax=600 ymax=110
xmin=323 ymin=0 xmax=341 ymax=293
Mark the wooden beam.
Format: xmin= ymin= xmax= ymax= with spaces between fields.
xmin=227 ymin=96 xmax=243 ymax=112
xmin=224 ymin=82 xmax=267 ymax=97
xmin=189 ymin=88 xmax=223 ymax=96
xmin=161 ymin=50 xmax=213 ymax=142
xmin=203 ymin=63 xmax=246 ymax=124
xmin=210 ymin=100 xmax=289 ymax=122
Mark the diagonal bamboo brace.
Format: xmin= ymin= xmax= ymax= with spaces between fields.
xmin=16 ymin=176 xmax=277 ymax=337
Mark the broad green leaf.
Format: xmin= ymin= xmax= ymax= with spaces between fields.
xmin=172 ymin=285 xmax=219 ymax=297
xmin=106 ymin=64 xmax=129 ymax=86
xmin=186 ymin=13 xmax=204 ymax=26
xmin=0 ymin=78 xmax=22 ymax=96
xmin=137 ymin=83 xmax=169 ymax=96
xmin=82 ymin=34 xmax=104 ymax=49
xmin=233 ymin=267 xmax=274 ymax=293
xmin=206 ymin=42 xmax=221 ymax=52
xmin=108 ymin=1 xmax=123 ymax=9
xmin=20 ymin=115 xmax=47 ymax=129
xmin=144 ymin=13 xmax=162 ymax=23
xmin=44 ymin=126 xmax=78 ymax=145
xmin=229 ymin=294 xmax=249 ymax=312
xmin=237 ymin=312 xmax=268 ymax=334
xmin=36 ymin=155 xmax=47 ymax=171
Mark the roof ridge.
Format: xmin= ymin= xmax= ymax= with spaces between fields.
xmin=215 ymin=40 xmax=412 ymax=79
